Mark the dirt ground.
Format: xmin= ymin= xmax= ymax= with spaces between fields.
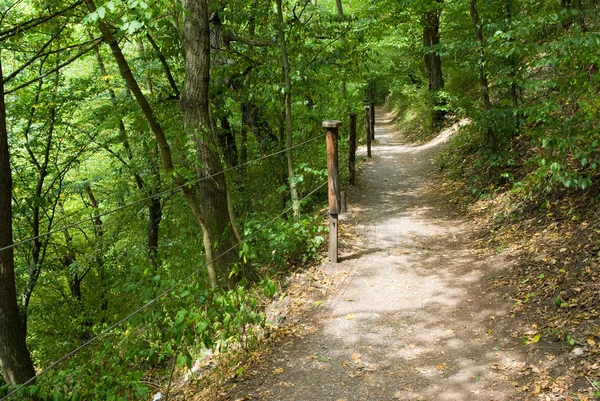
xmin=223 ymin=108 xmax=549 ymax=401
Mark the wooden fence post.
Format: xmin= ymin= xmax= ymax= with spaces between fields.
xmin=349 ymin=113 xmax=357 ymax=185
xmin=370 ymin=101 xmax=375 ymax=141
xmin=323 ymin=120 xmax=342 ymax=263
xmin=365 ymin=106 xmax=371 ymax=158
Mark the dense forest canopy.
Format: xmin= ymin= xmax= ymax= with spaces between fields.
xmin=0 ymin=0 xmax=599 ymax=399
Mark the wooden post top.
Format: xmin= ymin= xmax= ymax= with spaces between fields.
xmin=349 ymin=113 xmax=357 ymax=117
xmin=322 ymin=120 xmax=343 ymax=128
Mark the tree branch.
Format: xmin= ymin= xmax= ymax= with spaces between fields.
xmin=225 ymin=31 xmax=274 ymax=47
xmin=144 ymin=32 xmax=180 ymax=98
xmin=4 ymin=24 xmax=68 ymax=84
xmin=0 ymin=1 xmax=83 ymax=42
xmin=308 ymin=26 xmax=352 ymax=67
xmin=4 ymin=41 xmax=100 ymax=95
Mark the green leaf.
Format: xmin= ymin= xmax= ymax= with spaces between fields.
xmin=97 ymin=6 xmax=106 ymax=19
xmin=106 ymin=1 xmax=115 ymax=10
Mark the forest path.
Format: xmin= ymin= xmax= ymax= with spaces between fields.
xmin=227 ymin=108 xmax=528 ymax=401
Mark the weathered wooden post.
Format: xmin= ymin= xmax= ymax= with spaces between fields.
xmin=349 ymin=113 xmax=357 ymax=185
xmin=364 ymin=106 xmax=371 ymax=158
xmin=370 ymin=101 xmax=375 ymax=141
xmin=324 ymin=120 xmax=342 ymax=263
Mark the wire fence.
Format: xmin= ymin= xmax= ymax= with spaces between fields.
xmin=0 ymin=133 xmax=325 ymax=254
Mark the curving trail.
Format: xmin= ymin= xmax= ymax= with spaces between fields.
xmin=227 ymin=108 xmax=528 ymax=401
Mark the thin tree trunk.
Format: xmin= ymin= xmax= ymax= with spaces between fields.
xmin=335 ymin=0 xmax=347 ymax=95
xmin=504 ymin=0 xmax=521 ymax=135
xmin=137 ymin=38 xmax=154 ymax=94
xmin=276 ymin=0 xmax=300 ymax=218
xmin=84 ymin=185 xmax=108 ymax=313
xmin=470 ymin=0 xmax=497 ymax=151
xmin=145 ymin=32 xmax=180 ymax=98
xmin=60 ymin=211 xmax=93 ymax=341
xmin=21 ymin=68 xmax=58 ymax=334
xmin=93 ymin=43 xmax=163 ymax=269
xmin=147 ymin=190 xmax=162 ymax=268
xmin=0 ymin=53 xmax=36 ymax=385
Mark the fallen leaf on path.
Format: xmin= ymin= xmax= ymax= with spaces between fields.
xmin=273 ymin=368 xmax=284 ymax=374
xmin=346 ymin=314 xmax=354 ymax=320
xmin=436 ymin=363 xmax=446 ymax=371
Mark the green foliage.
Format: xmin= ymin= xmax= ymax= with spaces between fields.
xmin=244 ymin=212 xmax=327 ymax=268
xmin=0 ymin=0 xmax=364 ymax=396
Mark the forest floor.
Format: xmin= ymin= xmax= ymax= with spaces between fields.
xmin=196 ymin=108 xmax=596 ymax=401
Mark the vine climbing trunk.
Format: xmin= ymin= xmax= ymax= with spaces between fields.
xmin=0 ymin=54 xmax=36 ymax=385
xmin=276 ymin=0 xmax=300 ymax=218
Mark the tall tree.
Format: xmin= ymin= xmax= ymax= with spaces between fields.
xmin=275 ymin=0 xmax=300 ymax=218
xmin=0 ymin=53 xmax=36 ymax=385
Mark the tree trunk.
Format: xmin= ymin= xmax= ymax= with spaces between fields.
xmin=182 ymin=0 xmax=240 ymax=287
xmin=146 ymin=143 xmax=162 ymax=270
xmin=335 ymin=0 xmax=347 ymax=95
xmin=422 ymin=0 xmax=445 ymax=124
xmin=422 ymin=3 xmax=444 ymax=91
xmin=469 ymin=0 xmax=497 ymax=151
xmin=0 ymin=54 xmax=36 ymax=385
xmin=335 ymin=0 xmax=344 ymax=20
xmin=276 ymin=0 xmax=300 ymax=218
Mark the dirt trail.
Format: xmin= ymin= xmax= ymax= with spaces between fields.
xmin=228 ymin=108 xmax=529 ymax=401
